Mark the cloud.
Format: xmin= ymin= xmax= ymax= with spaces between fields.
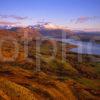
xmin=9 ymin=15 xmax=28 ymax=20
xmin=84 ymin=28 xmax=100 ymax=32
xmin=0 ymin=21 xmax=20 ymax=26
xmin=0 ymin=14 xmax=28 ymax=20
xmin=76 ymin=16 xmax=90 ymax=23
xmin=71 ymin=16 xmax=100 ymax=24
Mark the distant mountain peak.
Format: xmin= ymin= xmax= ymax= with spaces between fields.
xmin=43 ymin=23 xmax=66 ymax=30
xmin=0 ymin=25 xmax=13 ymax=29
xmin=28 ymin=23 xmax=67 ymax=30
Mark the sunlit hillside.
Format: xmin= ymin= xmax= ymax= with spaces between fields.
xmin=0 ymin=29 xmax=100 ymax=100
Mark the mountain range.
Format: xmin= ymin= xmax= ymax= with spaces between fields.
xmin=0 ymin=23 xmax=100 ymax=41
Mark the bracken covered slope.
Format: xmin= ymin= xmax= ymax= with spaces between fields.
xmin=0 ymin=29 xmax=100 ymax=100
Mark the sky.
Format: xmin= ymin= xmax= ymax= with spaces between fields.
xmin=0 ymin=0 xmax=100 ymax=31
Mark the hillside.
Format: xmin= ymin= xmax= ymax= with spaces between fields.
xmin=0 ymin=29 xmax=100 ymax=100
xmin=72 ymin=32 xmax=100 ymax=42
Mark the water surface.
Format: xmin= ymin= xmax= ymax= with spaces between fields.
xmin=59 ymin=39 xmax=100 ymax=55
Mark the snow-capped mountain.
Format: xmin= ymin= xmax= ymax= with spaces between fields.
xmin=28 ymin=23 xmax=67 ymax=30
xmin=0 ymin=23 xmax=74 ymax=39
xmin=28 ymin=23 xmax=74 ymax=38
xmin=0 ymin=25 xmax=13 ymax=29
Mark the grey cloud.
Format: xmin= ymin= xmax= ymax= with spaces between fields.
xmin=71 ymin=16 xmax=100 ymax=24
xmin=0 ymin=14 xmax=28 ymax=20
xmin=0 ymin=21 xmax=20 ymax=25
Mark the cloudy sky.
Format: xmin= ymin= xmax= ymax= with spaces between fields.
xmin=0 ymin=0 xmax=100 ymax=31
